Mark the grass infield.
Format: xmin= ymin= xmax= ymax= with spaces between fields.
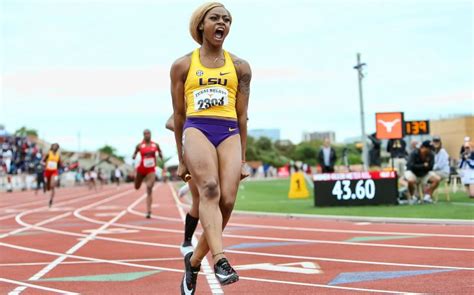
xmin=234 ymin=178 xmax=474 ymax=220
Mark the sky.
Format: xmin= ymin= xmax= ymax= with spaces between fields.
xmin=0 ymin=0 xmax=472 ymax=163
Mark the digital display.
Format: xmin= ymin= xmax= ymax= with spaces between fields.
xmin=313 ymin=171 xmax=398 ymax=206
xmin=405 ymin=120 xmax=430 ymax=135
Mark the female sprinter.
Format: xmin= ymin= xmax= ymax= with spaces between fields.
xmin=43 ymin=143 xmax=61 ymax=207
xmin=132 ymin=129 xmax=164 ymax=219
xmin=170 ymin=2 xmax=251 ymax=294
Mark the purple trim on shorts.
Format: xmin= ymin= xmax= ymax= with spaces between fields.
xmin=184 ymin=117 xmax=239 ymax=147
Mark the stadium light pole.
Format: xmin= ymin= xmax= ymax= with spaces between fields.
xmin=77 ymin=131 xmax=81 ymax=152
xmin=353 ymin=53 xmax=369 ymax=171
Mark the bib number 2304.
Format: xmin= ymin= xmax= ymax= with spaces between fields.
xmin=193 ymin=87 xmax=229 ymax=111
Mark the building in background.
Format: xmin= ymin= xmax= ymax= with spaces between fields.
xmin=249 ymin=129 xmax=280 ymax=141
xmin=431 ymin=115 xmax=474 ymax=160
xmin=302 ymin=131 xmax=336 ymax=143
xmin=343 ymin=135 xmax=362 ymax=144
xmin=275 ymin=139 xmax=293 ymax=146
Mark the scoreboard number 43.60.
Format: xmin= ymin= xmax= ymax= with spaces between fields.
xmin=331 ymin=179 xmax=376 ymax=200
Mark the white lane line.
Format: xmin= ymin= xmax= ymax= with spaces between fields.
xmin=222 ymin=233 xmax=474 ymax=252
xmin=237 ymin=276 xmax=422 ymax=295
xmin=3 ymin=189 xmax=133 ymax=240
xmin=1 ymin=187 xmax=116 ymax=211
xmin=0 ymin=277 xmax=78 ymax=295
xmin=231 ymin=208 xmax=473 ymax=225
xmin=9 ymin=189 xmax=133 ymax=294
xmin=94 ymin=205 xmax=120 ymax=210
xmin=0 ymin=241 xmax=428 ymax=294
xmin=0 ymin=257 xmax=183 ymax=267
xmin=73 ymin=212 xmax=474 ymax=253
xmin=0 ymin=241 xmax=182 ymax=273
xmin=11 ymin=189 xmax=474 ymax=273
xmin=0 ymin=214 xmax=17 ymax=221
xmin=73 ymin=189 xmax=136 ymax=216
xmin=227 ymin=222 xmax=474 ymax=239
xmin=30 ymin=211 xmax=127 ymax=281
xmin=2 ymin=209 xmax=23 ymax=213
xmin=94 ymin=212 xmax=122 ymax=217
xmin=225 ymin=249 xmax=474 ymax=271
xmin=16 ymin=214 xmax=180 ymax=250
xmin=168 ymin=183 xmax=224 ymax=294
xmin=124 ymin=187 xmax=474 ymax=252
xmin=171 ymin=185 xmax=474 ymax=238
xmin=0 ymin=190 xmax=100 ymax=222
xmin=0 ymin=212 xmax=71 ymax=239
xmin=355 ymin=222 xmax=371 ymax=225
xmin=17 ymin=219 xmax=474 ymax=271
xmin=90 ymin=194 xmax=185 ymax=233
xmin=75 ymin=187 xmax=182 ymax=234
xmin=126 ymin=192 xmax=182 ymax=222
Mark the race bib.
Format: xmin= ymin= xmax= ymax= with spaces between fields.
xmin=143 ymin=157 xmax=155 ymax=168
xmin=193 ymin=87 xmax=229 ymax=111
xmin=47 ymin=161 xmax=58 ymax=170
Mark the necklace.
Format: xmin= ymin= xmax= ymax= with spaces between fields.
xmin=200 ymin=48 xmax=224 ymax=64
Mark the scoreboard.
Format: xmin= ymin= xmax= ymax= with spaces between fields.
xmin=313 ymin=171 xmax=398 ymax=206
xmin=405 ymin=120 xmax=430 ymax=135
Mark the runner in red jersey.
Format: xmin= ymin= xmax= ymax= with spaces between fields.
xmin=132 ymin=129 xmax=163 ymax=218
xmin=43 ymin=143 xmax=61 ymax=208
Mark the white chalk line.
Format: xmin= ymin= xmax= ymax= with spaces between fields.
xmin=8 ymin=189 xmax=134 ymax=294
xmin=0 ymin=277 xmax=79 ymax=295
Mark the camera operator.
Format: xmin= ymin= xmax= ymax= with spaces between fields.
xmin=459 ymin=141 xmax=474 ymax=198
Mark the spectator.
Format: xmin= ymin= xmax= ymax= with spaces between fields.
xmin=405 ymin=140 xmax=440 ymax=204
xmin=386 ymin=138 xmax=407 ymax=177
xmin=87 ymin=168 xmax=97 ymax=191
xmin=114 ymin=165 xmax=122 ymax=187
xmin=76 ymin=167 xmax=84 ymax=185
xmin=368 ymin=133 xmax=381 ymax=168
xmin=2 ymin=144 xmax=13 ymax=174
xmin=460 ymin=136 xmax=471 ymax=158
xmin=318 ymin=138 xmax=337 ymax=173
xmin=432 ymin=136 xmax=450 ymax=182
xmin=34 ymin=161 xmax=45 ymax=194
xmin=459 ymin=141 xmax=474 ymax=198
xmin=409 ymin=139 xmax=419 ymax=153
xmin=97 ymin=168 xmax=105 ymax=187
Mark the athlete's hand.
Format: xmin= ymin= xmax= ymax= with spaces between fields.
xmin=177 ymin=162 xmax=191 ymax=182
xmin=240 ymin=162 xmax=250 ymax=180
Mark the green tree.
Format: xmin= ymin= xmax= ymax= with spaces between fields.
xmin=292 ymin=143 xmax=318 ymax=166
xmin=255 ymin=137 xmax=273 ymax=151
xmin=14 ymin=126 xmax=38 ymax=137
xmin=245 ymin=136 xmax=290 ymax=167
xmin=157 ymin=156 xmax=172 ymax=169
xmin=245 ymin=136 xmax=259 ymax=161
xmin=98 ymin=145 xmax=117 ymax=156
xmin=274 ymin=140 xmax=295 ymax=159
xmin=98 ymin=145 xmax=125 ymax=162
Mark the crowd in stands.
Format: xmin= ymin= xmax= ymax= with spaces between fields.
xmin=0 ymin=136 xmax=43 ymax=176
xmin=0 ymin=135 xmax=126 ymax=192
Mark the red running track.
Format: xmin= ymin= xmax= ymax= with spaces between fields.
xmin=0 ymin=183 xmax=473 ymax=294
